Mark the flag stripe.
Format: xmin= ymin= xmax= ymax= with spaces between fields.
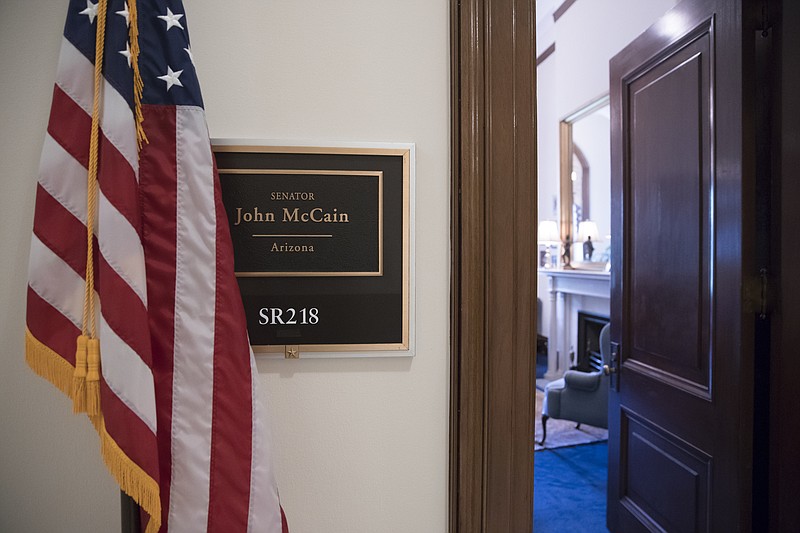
xmin=29 ymin=234 xmax=85 ymax=329
xmin=247 ymin=347 xmax=284 ymax=533
xmin=47 ymin=87 xmax=141 ymax=238
xmin=56 ymin=36 xmax=139 ymax=174
xmin=26 ymin=286 xmax=80 ymax=367
xmin=167 ymin=106 xmax=217 ymax=532
xmin=101 ymin=380 xmax=160 ymax=480
xmin=97 ymin=254 xmax=154 ymax=367
xmin=47 ymin=86 xmax=91 ymax=169
xmin=38 ymin=135 xmax=88 ymax=230
xmin=139 ymin=104 xmax=179 ymax=531
xmin=97 ymin=189 xmax=148 ymax=306
xmin=32 ymin=183 xmax=86 ymax=276
xmin=208 ymin=160 xmax=259 ymax=531
xmin=99 ymin=314 xmax=158 ymax=434
xmin=33 ymin=184 xmax=153 ymax=368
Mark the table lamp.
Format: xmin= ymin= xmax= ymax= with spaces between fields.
xmin=538 ymin=220 xmax=560 ymax=268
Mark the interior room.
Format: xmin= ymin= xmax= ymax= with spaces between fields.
xmin=533 ymin=1 xmax=800 ymax=532
xmin=534 ymin=1 xmax=717 ymax=531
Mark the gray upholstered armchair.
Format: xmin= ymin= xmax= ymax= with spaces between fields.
xmin=540 ymin=323 xmax=610 ymax=445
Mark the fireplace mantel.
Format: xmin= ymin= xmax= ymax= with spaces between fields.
xmin=540 ymin=269 xmax=610 ymax=379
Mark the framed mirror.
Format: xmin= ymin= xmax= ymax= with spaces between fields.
xmin=559 ymin=94 xmax=610 ymax=270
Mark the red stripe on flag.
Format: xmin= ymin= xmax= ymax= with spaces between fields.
xmin=26 ymin=286 xmax=80 ymax=366
xmin=97 ymin=257 xmax=153 ymax=367
xmin=206 ymin=157 xmax=254 ymax=532
xmin=32 ymin=184 xmax=86 ymax=275
xmin=282 ymin=507 xmax=289 ymax=533
xmin=139 ymin=105 xmax=179 ymax=532
xmin=47 ymin=85 xmax=90 ymax=168
xmin=47 ymin=86 xmax=142 ymax=235
xmin=101 ymin=380 xmax=160 ymax=481
xmin=98 ymin=136 xmax=142 ymax=234
xmin=32 ymin=185 xmax=153 ymax=367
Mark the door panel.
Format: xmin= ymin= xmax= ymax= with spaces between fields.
xmin=620 ymin=411 xmax=712 ymax=533
xmin=627 ymin=23 xmax=712 ymax=395
xmin=609 ymin=0 xmax=757 ymax=531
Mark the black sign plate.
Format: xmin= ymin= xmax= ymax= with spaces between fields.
xmin=214 ymin=145 xmax=411 ymax=355
xmin=223 ymin=171 xmax=383 ymax=276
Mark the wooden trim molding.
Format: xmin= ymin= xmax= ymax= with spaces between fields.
xmin=450 ymin=1 xmax=537 ymax=531
xmin=553 ymin=0 xmax=579 ymax=22
xmin=536 ymin=43 xmax=556 ymax=67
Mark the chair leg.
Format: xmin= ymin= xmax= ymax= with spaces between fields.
xmin=540 ymin=415 xmax=549 ymax=445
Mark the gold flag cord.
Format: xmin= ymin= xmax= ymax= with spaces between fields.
xmin=73 ymin=0 xmax=109 ymax=417
xmin=129 ymin=0 xmax=148 ymax=148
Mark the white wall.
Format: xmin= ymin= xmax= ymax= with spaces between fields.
xmin=0 ymin=2 xmax=450 ymax=532
xmin=535 ymin=0 xmax=679 ymax=335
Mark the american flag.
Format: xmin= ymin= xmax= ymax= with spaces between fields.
xmin=25 ymin=1 xmax=287 ymax=531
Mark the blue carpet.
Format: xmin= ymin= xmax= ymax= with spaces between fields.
xmin=534 ymin=442 xmax=608 ymax=533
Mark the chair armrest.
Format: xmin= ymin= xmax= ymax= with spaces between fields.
xmin=564 ymin=370 xmax=601 ymax=392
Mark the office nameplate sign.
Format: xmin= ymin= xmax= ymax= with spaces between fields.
xmin=213 ymin=143 xmax=413 ymax=358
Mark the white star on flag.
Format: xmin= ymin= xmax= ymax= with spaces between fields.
xmin=119 ymin=42 xmax=132 ymax=67
xmin=79 ymin=0 xmax=98 ymax=24
xmin=184 ymin=46 xmax=195 ymax=65
xmin=158 ymin=66 xmax=184 ymax=91
xmin=116 ymin=2 xmax=130 ymax=27
xmin=157 ymin=8 xmax=184 ymax=31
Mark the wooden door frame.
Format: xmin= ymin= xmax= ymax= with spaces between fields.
xmin=449 ymin=1 xmax=537 ymax=531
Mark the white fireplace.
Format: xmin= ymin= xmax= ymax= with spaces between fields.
xmin=539 ymin=269 xmax=610 ymax=380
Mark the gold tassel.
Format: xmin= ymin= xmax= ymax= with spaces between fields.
xmin=26 ymin=330 xmax=161 ymax=531
xmin=128 ymin=0 xmax=148 ymax=148
xmin=85 ymin=338 xmax=101 ymax=416
xmin=72 ymin=335 xmax=88 ymax=413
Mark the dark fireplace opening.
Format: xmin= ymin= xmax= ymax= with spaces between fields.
xmin=575 ymin=311 xmax=610 ymax=372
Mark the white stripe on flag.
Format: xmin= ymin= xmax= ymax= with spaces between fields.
xmin=55 ymin=37 xmax=139 ymax=174
xmin=38 ymin=135 xmax=87 ymax=226
xmin=99 ymin=315 xmax=158 ymax=434
xmin=28 ymin=234 xmax=85 ymax=329
xmin=97 ymin=191 xmax=148 ymax=306
xmin=39 ymin=134 xmax=148 ymax=306
xmin=167 ymin=107 xmax=218 ymax=532
xmin=247 ymin=345 xmax=284 ymax=533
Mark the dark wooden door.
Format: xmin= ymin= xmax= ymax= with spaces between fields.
xmin=608 ymin=0 xmax=763 ymax=531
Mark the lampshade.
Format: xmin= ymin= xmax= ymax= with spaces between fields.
xmin=537 ymin=220 xmax=560 ymax=244
xmin=577 ymin=220 xmax=600 ymax=241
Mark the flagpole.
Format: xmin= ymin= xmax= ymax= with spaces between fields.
xmin=120 ymin=491 xmax=141 ymax=533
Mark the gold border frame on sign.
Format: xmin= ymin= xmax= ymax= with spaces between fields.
xmin=212 ymin=144 xmax=411 ymax=355
xmin=218 ymin=169 xmax=385 ymax=277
